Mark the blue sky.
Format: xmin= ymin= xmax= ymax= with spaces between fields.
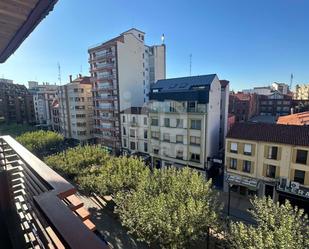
xmin=0 ymin=0 xmax=308 ymax=90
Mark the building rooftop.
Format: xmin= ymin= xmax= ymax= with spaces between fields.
xmin=277 ymin=111 xmax=309 ymax=126
xmin=0 ymin=0 xmax=58 ymax=63
xmin=227 ymin=122 xmax=309 ymax=147
xmin=121 ymin=106 xmax=148 ymax=115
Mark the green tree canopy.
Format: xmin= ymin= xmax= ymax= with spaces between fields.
xmin=44 ymin=145 xmax=109 ymax=179
xmin=227 ymin=197 xmax=309 ymax=249
xmin=17 ymin=130 xmax=64 ymax=157
xmin=77 ymin=156 xmax=150 ymax=195
xmin=114 ymin=167 xmax=221 ymax=249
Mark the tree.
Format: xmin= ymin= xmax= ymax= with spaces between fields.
xmin=227 ymin=197 xmax=309 ymax=249
xmin=44 ymin=145 xmax=109 ymax=180
xmin=114 ymin=167 xmax=221 ymax=248
xmin=17 ymin=130 xmax=64 ymax=157
xmin=77 ymin=156 xmax=150 ymax=195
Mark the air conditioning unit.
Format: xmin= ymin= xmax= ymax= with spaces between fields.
xmin=279 ymin=177 xmax=289 ymax=189
xmin=290 ymin=181 xmax=300 ymax=190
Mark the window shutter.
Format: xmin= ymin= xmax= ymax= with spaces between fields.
xmin=290 ymin=169 xmax=295 ymax=181
xmin=277 ymin=147 xmax=282 ymax=161
xmin=226 ymin=157 xmax=230 ymax=170
xmin=251 ymin=144 xmax=256 ymax=157
xmin=292 ymin=149 xmax=297 ymax=163
xmin=263 ymin=164 xmax=267 ymax=177
xmin=304 ymin=172 xmax=309 ymax=186
xmin=239 ymin=143 xmax=244 ymax=154
xmin=275 ymin=166 xmax=280 ymax=178
xmin=250 ymin=162 xmax=254 ymax=174
xmin=237 ymin=159 xmax=243 ymax=171
xmin=264 ymin=145 xmax=269 ymax=158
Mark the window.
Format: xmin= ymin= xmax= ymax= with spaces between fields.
xmin=151 ymin=118 xmax=158 ymax=126
xmin=163 ymin=133 xmax=170 ymax=142
xmin=164 ymin=118 xmax=170 ymax=127
xmin=190 ymin=153 xmax=200 ymax=162
xmin=190 ymin=136 xmax=201 ymax=145
xmin=130 ymin=129 xmax=135 ymax=138
xmin=244 ymin=144 xmax=252 ymax=156
xmin=153 ymin=148 xmax=159 ymax=154
xmin=230 ymin=142 xmax=238 ymax=153
xmin=176 ymin=119 xmax=183 ymax=128
xmin=266 ymin=165 xmax=276 ymax=178
xmin=130 ymin=142 xmax=136 ymax=150
xmin=294 ymin=170 xmax=305 ymax=185
xmin=132 ymin=116 xmax=136 ymax=124
xmin=123 ymin=127 xmax=126 ymax=135
xmin=188 ymin=101 xmax=196 ymax=112
xmin=151 ymin=131 xmax=159 ymax=139
xmin=144 ymin=143 xmax=148 ymax=152
xmin=144 ymin=130 xmax=148 ymax=139
xmin=144 ymin=117 xmax=147 ymax=125
xmin=176 ymin=150 xmax=183 ymax=160
xmin=230 ymin=158 xmax=237 ymax=169
xmin=296 ymin=150 xmax=308 ymax=165
xmin=243 ymin=160 xmax=251 ymax=173
xmin=190 ymin=119 xmax=201 ymax=130
xmin=176 ymin=135 xmax=183 ymax=143
xmin=268 ymin=146 xmax=278 ymax=160
xmin=123 ymin=139 xmax=127 ymax=148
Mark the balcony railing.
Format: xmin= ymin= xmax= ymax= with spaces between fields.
xmin=0 ymin=136 xmax=109 ymax=249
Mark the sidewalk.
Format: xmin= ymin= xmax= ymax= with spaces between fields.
xmin=218 ymin=191 xmax=256 ymax=224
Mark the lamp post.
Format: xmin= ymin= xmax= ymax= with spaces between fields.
xmin=227 ymin=182 xmax=232 ymax=218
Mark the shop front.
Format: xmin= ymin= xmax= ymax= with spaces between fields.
xmin=225 ymin=173 xmax=260 ymax=197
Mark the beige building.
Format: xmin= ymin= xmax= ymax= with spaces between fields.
xmin=57 ymin=75 xmax=93 ymax=144
xmin=148 ymin=74 xmax=228 ymax=174
xmin=120 ymin=107 xmax=149 ymax=155
xmin=225 ymin=122 xmax=309 ymax=210
xmin=88 ymin=28 xmax=166 ymax=154
xmin=295 ymin=84 xmax=309 ymax=100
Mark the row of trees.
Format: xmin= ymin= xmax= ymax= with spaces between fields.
xmin=43 ymin=145 xmax=309 ymax=249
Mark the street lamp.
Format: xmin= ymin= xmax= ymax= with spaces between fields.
xmin=227 ymin=182 xmax=233 ymax=218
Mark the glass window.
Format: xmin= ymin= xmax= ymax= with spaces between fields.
xmin=190 ymin=153 xmax=200 ymax=162
xmin=190 ymin=119 xmax=201 ymax=130
xmin=143 ymin=117 xmax=147 ymax=125
xmin=144 ymin=130 xmax=148 ymax=139
xmin=294 ymin=170 xmax=305 ymax=185
xmin=230 ymin=158 xmax=237 ymax=169
xmin=164 ymin=118 xmax=170 ymax=127
xmin=176 ymin=150 xmax=183 ymax=160
xmin=123 ymin=127 xmax=126 ymax=135
xmin=296 ymin=150 xmax=308 ymax=165
xmin=190 ymin=136 xmax=201 ymax=145
xmin=123 ymin=139 xmax=127 ymax=147
xmin=266 ymin=165 xmax=276 ymax=178
xmin=243 ymin=160 xmax=251 ymax=173
xmin=268 ymin=146 xmax=278 ymax=160
xmin=244 ymin=144 xmax=252 ymax=155
xmin=132 ymin=116 xmax=136 ymax=123
xmin=176 ymin=135 xmax=183 ymax=143
xmin=144 ymin=143 xmax=148 ymax=152
xmin=151 ymin=131 xmax=159 ymax=139
xmin=230 ymin=142 xmax=238 ymax=153
xmin=130 ymin=129 xmax=135 ymax=137
xmin=176 ymin=119 xmax=183 ymax=128
xmin=163 ymin=133 xmax=170 ymax=142
xmin=151 ymin=118 xmax=159 ymax=126
xmin=130 ymin=142 xmax=136 ymax=150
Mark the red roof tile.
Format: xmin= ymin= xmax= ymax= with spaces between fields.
xmin=277 ymin=111 xmax=309 ymax=126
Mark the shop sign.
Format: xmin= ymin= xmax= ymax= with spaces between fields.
xmin=277 ymin=181 xmax=309 ymax=199
xmin=226 ymin=174 xmax=258 ymax=188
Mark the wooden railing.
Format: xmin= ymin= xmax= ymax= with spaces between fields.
xmin=0 ymin=135 xmax=109 ymax=249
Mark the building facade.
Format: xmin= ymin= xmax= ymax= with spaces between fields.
xmin=295 ymin=84 xmax=309 ymax=100
xmin=120 ymin=107 xmax=149 ymax=155
xmin=28 ymin=81 xmax=58 ymax=127
xmin=88 ymin=28 xmax=166 ymax=153
xmin=229 ymin=92 xmax=258 ymax=122
xmin=57 ymin=75 xmax=93 ymax=143
xmin=258 ymin=91 xmax=292 ymax=116
xmin=0 ymin=78 xmax=35 ymax=124
xmin=148 ymin=74 xmax=227 ymax=174
xmin=225 ymin=123 xmax=309 ymax=211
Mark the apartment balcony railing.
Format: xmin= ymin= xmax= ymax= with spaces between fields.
xmin=94 ymin=96 xmax=117 ymax=102
xmin=91 ymin=63 xmax=115 ymax=72
xmin=89 ymin=52 xmax=115 ymax=62
xmin=0 ymin=135 xmax=109 ymax=249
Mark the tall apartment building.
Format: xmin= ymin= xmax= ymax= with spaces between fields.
xmin=229 ymin=92 xmax=258 ymax=122
xmin=225 ymin=123 xmax=309 ymax=212
xmin=258 ymin=91 xmax=292 ymax=116
xmin=295 ymin=84 xmax=309 ymax=100
xmin=88 ymin=28 xmax=166 ymax=153
xmin=220 ymin=80 xmax=230 ymax=149
xmin=57 ymin=75 xmax=93 ymax=144
xmin=148 ymin=74 xmax=228 ymax=173
xmin=28 ymin=81 xmax=58 ymax=127
xmin=0 ymin=78 xmax=35 ymax=124
xmin=120 ymin=107 xmax=149 ymax=155
xmin=51 ymin=99 xmax=60 ymax=132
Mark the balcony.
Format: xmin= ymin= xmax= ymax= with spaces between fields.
xmin=89 ymin=52 xmax=115 ymax=62
xmin=91 ymin=63 xmax=115 ymax=72
xmin=0 ymin=136 xmax=108 ymax=249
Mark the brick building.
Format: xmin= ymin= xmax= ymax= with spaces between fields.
xmin=229 ymin=92 xmax=258 ymax=122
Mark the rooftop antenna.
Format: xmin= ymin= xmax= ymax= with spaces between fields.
xmin=57 ymin=62 xmax=62 ymax=85
xmin=161 ymin=34 xmax=165 ymax=44
xmin=290 ymin=73 xmax=293 ymax=90
xmin=189 ymin=54 xmax=192 ymax=76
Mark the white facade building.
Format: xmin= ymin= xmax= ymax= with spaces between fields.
xmin=120 ymin=107 xmax=149 ymax=155
xmin=89 ymin=28 xmax=166 ymax=153
xmin=28 ymin=81 xmax=58 ymax=127
xmin=148 ymin=74 xmax=228 ymax=173
xmin=57 ymin=75 xmax=93 ymax=143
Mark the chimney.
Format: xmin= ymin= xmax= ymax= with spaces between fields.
xmin=291 ymin=108 xmax=294 ymax=115
xmin=69 ymin=75 xmax=72 ymax=83
xmin=79 ymin=74 xmax=82 ymax=79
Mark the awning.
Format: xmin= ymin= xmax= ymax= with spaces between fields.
xmin=226 ymin=173 xmax=260 ymax=190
